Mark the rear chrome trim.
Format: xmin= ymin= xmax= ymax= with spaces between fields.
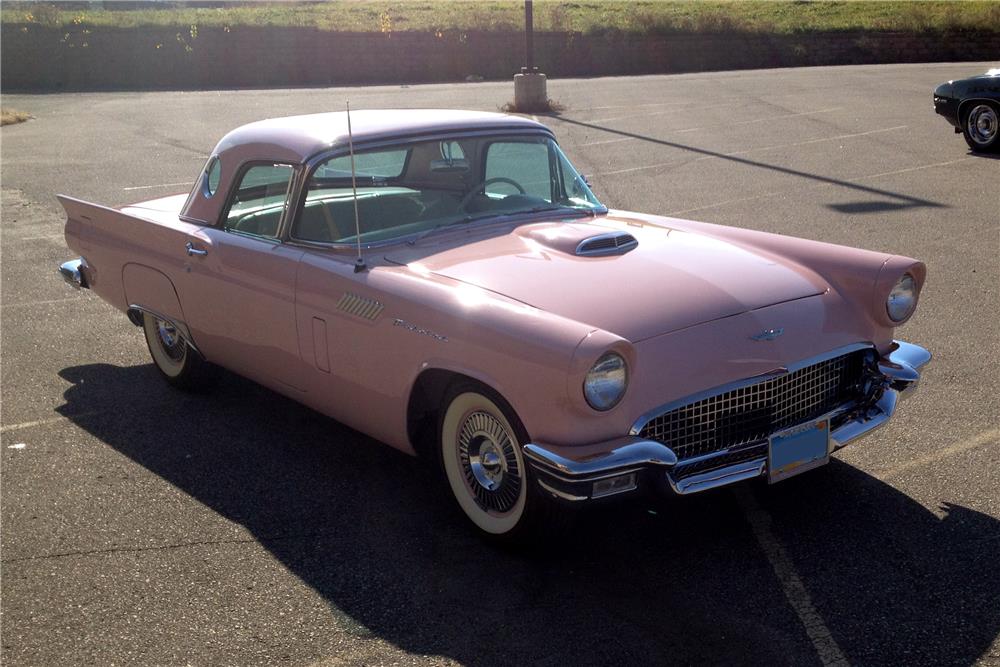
xmin=58 ymin=258 xmax=89 ymax=289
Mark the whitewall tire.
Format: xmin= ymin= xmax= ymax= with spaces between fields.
xmin=141 ymin=312 xmax=216 ymax=390
xmin=439 ymin=387 xmax=531 ymax=537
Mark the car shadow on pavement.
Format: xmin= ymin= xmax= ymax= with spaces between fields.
xmin=57 ymin=363 xmax=1000 ymax=666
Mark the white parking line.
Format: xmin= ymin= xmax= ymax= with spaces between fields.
xmin=587 ymin=103 xmax=702 ymax=124
xmin=711 ymin=125 xmax=907 ymax=160
xmin=579 ymin=107 xmax=842 ymax=147
xmin=17 ymin=234 xmax=65 ymax=242
xmin=736 ymin=487 xmax=850 ymax=666
xmin=598 ymin=125 xmax=907 ymax=176
xmin=122 ymin=181 xmax=191 ymax=192
xmin=875 ymin=427 xmax=1000 ymax=480
xmin=579 ymin=102 xmax=692 ymax=112
xmin=733 ymin=106 xmax=842 ymax=126
xmin=665 ymin=155 xmax=976 ymax=217
xmin=0 ymin=412 xmax=101 ymax=433
xmin=1 ymin=296 xmax=84 ymax=309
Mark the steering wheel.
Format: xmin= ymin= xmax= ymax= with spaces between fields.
xmin=459 ymin=176 xmax=527 ymax=209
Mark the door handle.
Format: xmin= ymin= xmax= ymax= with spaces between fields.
xmin=185 ymin=241 xmax=208 ymax=257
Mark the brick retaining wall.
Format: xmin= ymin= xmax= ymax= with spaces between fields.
xmin=2 ymin=24 xmax=998 ymax=91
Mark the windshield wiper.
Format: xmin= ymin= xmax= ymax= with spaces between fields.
xmin=407 ymin=217 xmax=476 ymax=245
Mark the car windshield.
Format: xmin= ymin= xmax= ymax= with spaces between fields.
xmin=290 ymin=134 xmax=604 ymax=245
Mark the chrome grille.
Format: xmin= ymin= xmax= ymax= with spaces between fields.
xmin=639 ymin=351 xmax=866 ymax=464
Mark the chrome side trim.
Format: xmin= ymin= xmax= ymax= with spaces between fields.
xmin=126 ymin=304 xmax=204 ymax=358
xmin=58 ymin=258 xmax=89 ymax=289
xmin=629 ymin=342 xmax=874 ymax=436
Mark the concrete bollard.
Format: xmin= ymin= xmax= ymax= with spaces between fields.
xmin=513 ymin=72 xmax=548 ymax=112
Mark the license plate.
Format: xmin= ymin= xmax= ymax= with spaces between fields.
xmin=768 ymin=418 xmax=831 ymax=483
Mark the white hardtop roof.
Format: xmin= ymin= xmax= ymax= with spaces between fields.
xmin=213 ymin=109 xmax=552 ymax=164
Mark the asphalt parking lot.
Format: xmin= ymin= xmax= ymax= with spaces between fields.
xmin=2 ymin=62 xmax=999 ymax=666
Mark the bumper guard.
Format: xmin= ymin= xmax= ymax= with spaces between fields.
xmin=58 ymin=258 xmax=89 ymax=290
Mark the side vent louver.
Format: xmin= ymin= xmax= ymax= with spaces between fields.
xmin=575 ymin=231 xmax=638 ymax=257
xmin=337 ymin=293 xmax=384 ymax=321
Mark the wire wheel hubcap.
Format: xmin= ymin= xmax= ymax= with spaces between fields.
xmin=155 ymin=318 xmax=185 ymax=362
xmin=967 ymin=104 xmax=998 ymax=145
xmin=457 ymin=410 xmax=522 ymax=514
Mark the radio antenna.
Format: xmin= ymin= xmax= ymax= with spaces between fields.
xmin=346 ymin=100 xmax=366 ymax=273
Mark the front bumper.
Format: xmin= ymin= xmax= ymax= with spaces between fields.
xmin=524 ymin=340 xmax=930 ymax=502
xmin=933 ymin=92 xmax=961 ymax=129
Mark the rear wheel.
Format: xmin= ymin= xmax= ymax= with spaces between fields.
xmin=142 ymin=313 xmax=216 ymax=390
xmin=438 ymin=382 xmax=562 ymax=542
xmin=962 ymin=102 xmax=999 ymax=152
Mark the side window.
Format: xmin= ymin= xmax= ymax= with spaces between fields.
xmin=205 ymin=157 xmax=221 ymax=197
xmin=484 ymin=142 xmax=551 ymax=200
xmin=314 ymin=149 xmax=408 ymax=180
xmin=222 ymin=164 xmax=295 ymax=239
xmin=440 ymin=140 xmax=465 ymax=161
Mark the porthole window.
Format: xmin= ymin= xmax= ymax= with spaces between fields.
xmin=204 ymin=156 xmax=221 ymax=198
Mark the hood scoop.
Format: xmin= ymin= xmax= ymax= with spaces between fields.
xmin=514 ymin=223 xmax=640 ymax=257
xmin=575 ymin=231 xmax=638 ymax=257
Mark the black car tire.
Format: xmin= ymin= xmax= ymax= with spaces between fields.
xmin=962 ymin=102 xmax=1000 ymax=152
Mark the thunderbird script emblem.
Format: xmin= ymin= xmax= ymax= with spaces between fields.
xmin=750 ymin=328 xmax=784 ymax=342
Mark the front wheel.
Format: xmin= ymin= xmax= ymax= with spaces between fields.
xmin=438 ymin=383 xmax=560 ymax=541
xmin=142 ymin=312 xmax=216 ymax=390
xmin=962 ymin=102 xmax=999 ymax=152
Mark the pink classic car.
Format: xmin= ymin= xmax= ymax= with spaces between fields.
xmin=58 ymin=110 xmax=929 ymax=540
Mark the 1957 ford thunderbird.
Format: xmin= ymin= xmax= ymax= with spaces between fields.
xmin=58 ymin=110 xmax=930 ymax=540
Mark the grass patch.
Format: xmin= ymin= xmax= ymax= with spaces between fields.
xmin=3 ymin=1 xmax=999 ymax=34
xmin=1 ymin=109 xmax=32 ymax=126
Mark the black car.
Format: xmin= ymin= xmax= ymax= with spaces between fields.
xmin=934 ymin=68 xmax=1000 ymax=152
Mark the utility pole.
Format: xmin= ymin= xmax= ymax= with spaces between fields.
xmin=524 ymin=0 xmax=535 ymax=72
xmin=513 ymin=0 xmax=547 ymax=111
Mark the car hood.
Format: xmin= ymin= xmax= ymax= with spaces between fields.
xmin=387 ymin=216 xmax=826 ymax=342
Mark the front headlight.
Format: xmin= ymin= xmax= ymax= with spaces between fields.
xmin=584 ymin=352 xmax=628 ymax=411
xmin=887 ymin=273 xmax=917 ymax=322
